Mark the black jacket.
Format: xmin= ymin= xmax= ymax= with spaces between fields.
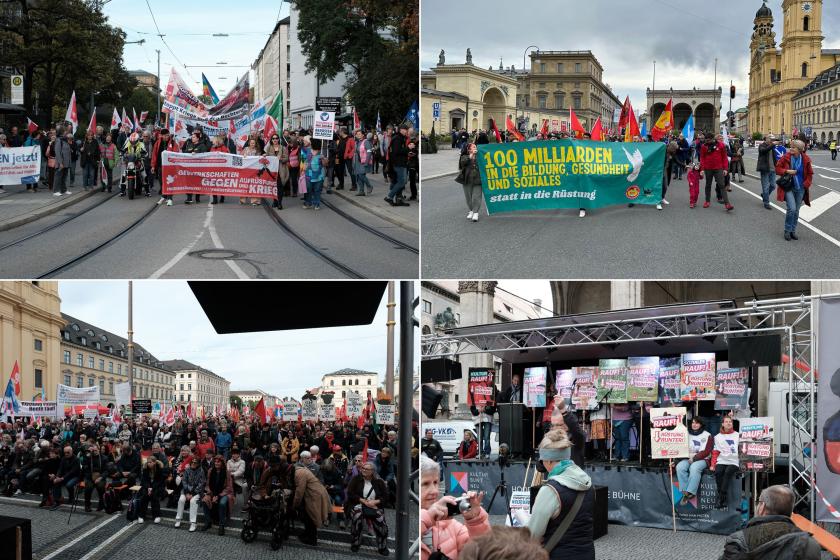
xmin=388 ymin=132 xmax=409 ymax=168
xmin=719 ymin=515 xmax=821 ymax=560
xmin=346 ymin=474 xmax=387 ymax=510
xmin=56 ymin=456 xmax=80 ymax=480
xmin=420 ymin=437 xmax=443 ymax=462
xmin=458 ymin=154 xmax=482 ymax=187
xmin=757 ymin=141 xmax=776 ymax=172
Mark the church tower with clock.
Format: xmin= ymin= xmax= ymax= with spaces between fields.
xmin=748 ymin=0 xmax=839 ymax=136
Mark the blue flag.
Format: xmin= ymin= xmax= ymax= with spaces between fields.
xmin=682 ymin=114 xmax=695 ymax=144
xmin=376 ymin=111 xmax=381 ymax=134
xmin=2 ymin=377 xmax=19 ymax=417
xmin=404 ymin=101 xmax=418 ymax=129
xmin=639 ymin=120 xmax=648 ymax=139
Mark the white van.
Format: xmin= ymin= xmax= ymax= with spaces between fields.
xmin=422 ymin=419 xmax=500 ymax=459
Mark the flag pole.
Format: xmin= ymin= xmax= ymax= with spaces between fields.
xmin=651 ymin=60 xmax=656 ymax=132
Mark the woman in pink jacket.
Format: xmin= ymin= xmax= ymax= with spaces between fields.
xmin=420 ymin=455 xmax=490 ymax=559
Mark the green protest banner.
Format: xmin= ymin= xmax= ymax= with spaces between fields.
xmin=476 ymin=140 xmax=665 ymax=214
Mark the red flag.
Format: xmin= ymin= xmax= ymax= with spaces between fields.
xmin=540 ymin=119 xmax=549 ymax=138
xmin=65 ymin=91 xmax=78 ymax=134
xmin=356 ymin=412 xmax=365 ymax=429
xmin=110 ymin=108 xmax=121 ymax=130
xmin=353 ymin=107 xmax=360 ymax=131
xmin=122 ymin=108 xmax=130 ymax=130
xmin=186 ymin=402 xmax=193 ymax=419
xmin=132 ymin=108 xmax=140 ymax=131
xmin=10 ymin=361 xmax=21 ymax=396
xmin=651 ymin=98 xmax=675 ymax=141
xmin=27 ymin=118 xmax=38 ymax=134
xmin=255 ymin=397 xmax=267 ymax=423
xmin=164 ymin=406 xmax=175 ymax=426
xmin=589 ymin=117 xmax=603 ymax=141
xmin=362 ymin=437 xmax=369 ymax=464
xmin=505 ymin=115 xmax=524 ymax=142
xmin=88 ymin=108 xmax=96 ymax=133
xmin=139 ymin=111 xmax=148 ymax=125
xmin=618 ymin=96 xmax=631 ymax=130
xmin=569 ymin=108 xmax=585 ymax=139
xmin=490 ymin=118 xmax=502 ymax=143
xmin=624 ymin=105 xmax=641 ymax=142
xmin=228 ymin=119 xmax=237 ymax=140
xmin=263 ymin=115 xmax=277 ymax=143
xmin=201 ymin=407 xmax=206 ymax=421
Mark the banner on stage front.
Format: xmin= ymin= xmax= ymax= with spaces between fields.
xmin=301 ymin=400 xmax=318 ymax=422
xmin=523 ymin=366 xmax=546 ymax=408
xmin=555 ymin=369 xmax=575 ymax=407
xmin=313 ymin=111 xmax=336 ymax=140
xmin=468 ymin=368 xmax=495 ymax=407
xmin=318 ymin=402 xmax=336 ymax=422
xmin=626 ymin=356 xmax=659 ymax=402
xmin=161 ymin=151 xmax=279 ymax=198
xmin=18 ymin=400 xmax=57 ymax=419
xmin=376 ymin=404 xmax=395 ymax=425
xmin=476 ymin=140 xmax=665 ymax=214
xmin=739 ymin=417 xmax=774 ymax=472
xmin=572 ymin=366 xmax=598 ymax=410
xmin=817 ymin=298 xmax=840 ymax=523
xmin=597 ymin=359 xmax=627 ymax=403
xmin=680 ymin=353 xmax=716 ymax=401
xmin=715 ymin=367 xmax=749 ymax=410
xmin=650 ymin=407 xmax=689 ymax=459
xmin=0 ymin=146 xmax=41 ymax=184
xmin=657 ymin=357 xmax=681 ymax=406
xmin=56 ymin=384 xmax=100 ymax=407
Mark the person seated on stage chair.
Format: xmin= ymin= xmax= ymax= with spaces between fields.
xmin=459 ymin=526 xmax=549 ymax=560
xmin=527 ymin=428 xmax=595 ymax=560
xmin=710 ymin=415 xmax=740 ymax=510
xmin=676 ymin=417 xmax=712 ymax=505
xmin=718 ymin=485 xmax=820 ymax=560
xmin=457 ymin=430 xmax=478 ymax=460
xmin=420 ymin=455 xmax=489 ymax=560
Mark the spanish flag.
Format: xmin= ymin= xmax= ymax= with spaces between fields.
xmin=651 ymin=98 xmax=675 ymax=141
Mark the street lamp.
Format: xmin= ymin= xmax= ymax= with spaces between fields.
xmin=521 ymin=45 xmax=539 ymax=125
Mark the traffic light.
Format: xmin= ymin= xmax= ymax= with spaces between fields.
xmin=729 ymin=115 xmax=736 ymax=128
xmin=730 ymin=85 xmax=736 ymax=99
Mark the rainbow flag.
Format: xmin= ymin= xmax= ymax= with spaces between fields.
xmin=202 ymin=73 xmax=220 ymax=105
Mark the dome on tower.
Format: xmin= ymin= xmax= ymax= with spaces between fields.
xmin=756 ymin=1 xmax=772 ymax=18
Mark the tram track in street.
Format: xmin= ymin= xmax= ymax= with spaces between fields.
xmin=320 ymin=198 xmax=419 ymax=254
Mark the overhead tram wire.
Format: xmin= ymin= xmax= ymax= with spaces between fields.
xmin=143 ymin=0 xmax=195 ymax=82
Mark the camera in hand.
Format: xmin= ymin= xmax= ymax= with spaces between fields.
xmin=445 ymin=496 xmax=472 ymax=517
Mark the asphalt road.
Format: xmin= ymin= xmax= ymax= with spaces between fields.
xmin=421 ymin=145 xmax=840 ymax=279
xmin=0 ymin=186 xmax=418 ymax=279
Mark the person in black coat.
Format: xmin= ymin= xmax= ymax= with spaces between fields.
xmin=384 ymin=124 xmax=410 ymax=204
xmin=50 ymin=445 xmax=81 ymax=509
xmin=81 ymin=443 xmax=109 ymax=511
xmin=116 ymin=444 xmax=140 ymax=488
xmin=137 ymin=458 xmax=166 ymax=522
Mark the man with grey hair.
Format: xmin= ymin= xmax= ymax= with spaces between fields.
xmin=757 ymin=134 xmax=777 ymax=209
xmin=297 ymin=450 xmax=323 ymax=483
xmin=719 ymin=484 xmax=820 ymax=559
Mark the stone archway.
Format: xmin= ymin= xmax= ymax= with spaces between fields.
xmin=829 ymin=132 xmax=834 ymax=142
xmin=821 ymin=131 xmax=826 ymax=144
xmin=673 ymin=103 xmax=693 ymax=132
xmin=483 ymin=87 xmax=507 ymax=132
xmin=695 ymin=103 xmax=716 ymax=135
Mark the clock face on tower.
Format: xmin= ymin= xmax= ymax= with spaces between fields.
xmin=803 ymin=2 xmax=812 ymax=13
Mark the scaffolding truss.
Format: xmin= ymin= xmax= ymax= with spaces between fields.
xmin=422 ymin=294 xmax=837 ymax=520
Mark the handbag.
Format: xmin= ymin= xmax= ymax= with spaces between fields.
xmin=776 ymin=173 xmax=794 ymax=192
xmin=360 ymin=485 xmax=378 ymax=519
xmin=298 ymin=174 xmax=307 ymax=194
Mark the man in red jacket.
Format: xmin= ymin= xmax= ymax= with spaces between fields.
xmin=699 ymin=133 xmax=734 ymax=211
xmin=341 ymin=128 xmax=357 ymax=191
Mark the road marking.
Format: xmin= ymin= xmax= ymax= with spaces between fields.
xmin=149 ymin=204 xmax=212 ymax=278
xmin=729 ymin=182 xmax=840 ymax=249
xmin=77 ymin=520 xmax=137 ymax=560
xmin=813 ymin=165 xmax=840 ymax=174
xmin=799 ymin=191 xmax=840 ymax=222
xmin=206 ymin=202 xmax=249 ymax=279
xmin=41 ymin=515 xmax=119 ymax=560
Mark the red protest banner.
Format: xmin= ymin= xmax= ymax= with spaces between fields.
xmin=161 ymin=151 xmax=279 ymax=198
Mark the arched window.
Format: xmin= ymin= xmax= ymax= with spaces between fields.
xmin=802 ymin=62 xmax=808 ymax=78
xmin=804 ymin=16 xmax=809 ymax=31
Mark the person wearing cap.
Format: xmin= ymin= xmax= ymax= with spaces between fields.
xmin=757 ymin=134 xmax=777 ymax=209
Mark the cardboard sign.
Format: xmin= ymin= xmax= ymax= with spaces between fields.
xmin=131 ymin=399 xmax=152 ymax=414
xmin=376 ymin=404 xmax=395 ymax=425
xmin=468 ymin=368 xmax=495 ymax=407
xmin=523 ymin=367 xmax=547 ymax=408
xmin=739 ymin=417 xmax=774 ymax=472
xmin=571 ymin=366 xmax=598 ymax=410
xmin=555 ymin=369 xmax=575 ymax=407
xmin=650 ymin=407 xmax=689 ymax=459
xmin=597 ymin=359 xmax=627 ymax=403
xmin=505 ymin=490 xmax=532 ymax=527
xmin=301 ymin=400 xmax=318 ymax=422
xmin=318 ymin=403 xmax=336 ymax=422
xmin=626 ymin=356 xmax=659 ymax=402
xmin=313 ymin=111 xmax=336 ymax=140
xmin=346 ymin=392 xmax=363 ymax=418
xmin=657 ymin=357 xmax=681 ymax=406
xmin=18 ymin=400 xmax=57 ymax=419
xmin=680 ymin=353 xmax=716 ymax=401
xmin=715 ymin=367 xmax=750 ymax=410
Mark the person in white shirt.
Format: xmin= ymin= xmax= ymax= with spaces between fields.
xmin=711 ymin=415 xmax=740 ymax=510
xmin=226 ymin=448 xmax=247 ymax=505
xmin=676 ymin=417 xmax=712 ymax=504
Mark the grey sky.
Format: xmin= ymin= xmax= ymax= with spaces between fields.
xmin=57 ymin=281 xmax=419 ymax=400
xmin=103 ymin=0 xmax=290 ymax=100
xmin=422 ymin=0 xmax=840 ymax=125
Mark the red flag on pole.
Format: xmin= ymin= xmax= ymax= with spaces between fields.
xmin=139 ymin=111 xmax=148 ymax=125
xmin=186 ymin=402 xmax=193 ymax=420
xmin=651 ymin=98 xmax=675 ymax=141
xmin=353 ymin=107 xmax=360 ymax=131
xmin=263 ymin=115 xmax=277 ymax=143
xmin=569 ymin=108 xmax=585 ymax=139
xmin=132 ymin=108 xmax=140 ymax=131
xmin=540 ymin=119 xmax=549 ymax=138
xmin=618 ymin=96 xmax=631 ymax=130
xmin=505 ymin=115 xmax=524 ymax=142
xmin=10 ymin=361 xmax=21 ymax=396
xmin=27 ymin=118 xmax=38 ymax=134
xmin=65 ymin=91 xmax=78 ymax=134
xmin=362 ymin=437 xmax=369 ymax=464
xmin=122 ymin=108 xmax=130 ymax=130
xmin=111 ymin=108 xmax=121 ymax=130
xmin=88 ymin=108 xmax=96 ymax=133
xmin=624 ymin=105 xmax=641 ymax=142
xmin=589 ymin=117 xmax=603 ymax=141
xmin=489 ymin=118 xmax=502 ymax=143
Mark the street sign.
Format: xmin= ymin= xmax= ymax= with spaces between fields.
xmin=315 ymin=96 xmax=341 ymax=112
xmin=726 ymin=110 xmax=735 ymax=118
xmin=10 ymin=75 xmax=23 ymax=105
xmin=131 ymin=399 xmax=152 ymax=414
xmin=805 ymin=127 xmax=813 ymax=137
xmin=432 ymin=102 xmax=440 ymax=120
xmin=312 ymin=111 xmax=336 ymax=140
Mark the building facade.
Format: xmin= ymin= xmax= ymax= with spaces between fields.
xmin=734 ymin=107 xmax=749 ymax=137
xmin=647 ymin=88 xmax=722 ymax=135
xmin=163 ymin=359 xmax=230 ymax=413
xmin=60 ymin=314 xmax=175 ymax=406
xmin=251 ymin=17 xmax=291 ymax=125
xmin=129 ymin=70 xmax=159 ymax=94
xmin=230 ymin=389 xmax=277 ymax=408
xmin=0 ymin=282 xmax=63 ymax=401
xmin=792 ymin=63 xmax=840 ymax=144
xmin=288 ymin=4 xmax=348 ymax=129
xmin=748 ymin=0 xmax=840 ymax=136
xmin=319 ymin=368 xmax=379 ymax=409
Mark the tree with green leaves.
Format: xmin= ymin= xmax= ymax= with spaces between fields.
xmin=0 ymin=0 xmax=135 ymax=128
xmin=292 ymin=0 xmax=418 ymax=128
xmin=229 ymin=395 xmax=243 ymax=410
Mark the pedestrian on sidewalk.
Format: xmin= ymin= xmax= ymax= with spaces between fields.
xmin=407 ymin=133 xmax=418 ymax=201
xmin=52 ymin=127 xmax=72 ymax=196
xmin=830 ymin=139 xmax=837 ymax=160
xmin=384 ymin=124 xmax=409 ymax=206
xmin=775 ymin=139 xmax=812 ymax=241
xmin=456 ymin=143 xmax=483 ymax=222
xmin=341 ymin=127 xmax=357 ymax=191
xmin=686 ymin=162 xmax=701 ymax=208
xmin=100 ymin=134 xmax=118 ymax=193
xmin=699 ymin=134 xmax=733 ymax=211
xmin=756 ymin=135 xmax=776 ymax=209
xmin=80 ymin=129 xmax=100 ymax=191
xmin=352 ymin=130 xmax=373 ymax=196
